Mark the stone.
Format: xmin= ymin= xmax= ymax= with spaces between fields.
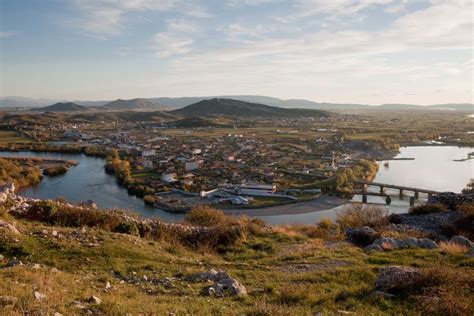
xmin=185 ymin=269 xmax=220 ymax=282
xmin=365 ymin=244 xmax=383 ymax=252
xmin=206 ymin=278 xmax=247 ymax=297
xmin=105 ymin=281 xmax=112 ymax=290
xmin=0 ymin=220 xmax=20 ymax=235
xmin=53 ymin=313 xmax=63 ymax=316
xmin=375 ymin=291 xmax=395 ymax=298
xmin=32 ymin=263 xmax=41 ymax=269
xmin=465 ymin=246 xmax=474 ymax=258
xmin=51 ymin=267 xmax=60 ymax=273
xmin=72 ymin=301 xmax=86 ymax=309
xmin=375 ymin=266 xmax=420 ymax=293
xmin=52 ymin=230 xmax=58 ymax=237
xmin=5 ymin=258 xmax=23 ymax=268
xmin=450 ymin=235 xmax=473 ymax=248
xmin=34 ymin=291 xmax=46 ymax=301
xmin=0 ymin=295 xmax=18 ymax=307
xmin=417 ymin=238 xmax=438 ymax=249
xmin=345 ymin=226 xmax=378 ymax=246
xmin=89 ymin=295 xmax=102 ymax=305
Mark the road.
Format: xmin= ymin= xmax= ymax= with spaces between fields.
xmin=222 ymin=195 xmax=348 ymax=217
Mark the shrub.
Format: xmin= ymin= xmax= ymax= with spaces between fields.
xmin=43 ymin=165 xmax=68 ymax=176
xmin=115 ymin=222 xmax=140 ymax=236
xmin=411 ymin=267 xmax=474 ymax=316
xmin=25 ymin=200 xmax=58 ymax=221
xmin=409 ymin=203 xmax=447 ymax=215
xmin=439 ymin=241 xmax=469 ymax=255
xmin=143 ymin=195 xmax=155 ymax=205
xmin=336 ymin=203 xmax=389 ymax=229
xmin=185 ymin=206 xmax=226 ymax=227
xmin=45 ymin=205 xmax=120 ymax=231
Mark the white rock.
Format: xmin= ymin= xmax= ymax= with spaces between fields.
xmin=34 ymin=291 xmax=46 ymax=301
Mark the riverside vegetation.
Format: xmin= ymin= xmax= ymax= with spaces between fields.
xmin=1 ymin=181 xmax=473 ymax=315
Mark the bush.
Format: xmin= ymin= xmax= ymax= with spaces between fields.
xmin=410 ymin=203 xmax=447 ymax=215
xmin=143 ymin=195 xmax=155 ymax=205
xmin=439 ymin=241 xmax=469 ymax=255
xmin=411 ymin=267 xmax=474 ymax=316
xmin=336 ymin=203 xmax=389 ymax=229
xmin=115 ymin=222 xmax=140 ymax=236
xmin=25 ymin=200 xmax=58 ymax=221
xmin=185 ymin=206 xmax=226 ymax=227
xmin=43 ymin=165 xmax=68 ymax=176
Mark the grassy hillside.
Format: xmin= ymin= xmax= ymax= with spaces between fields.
xmin=170 ymin=98 xmax=331 ymax=118
xmin=34 ymin=102 xmax=89 ymax=112
xmin=1 ymin=201 xmax=473 ymax=315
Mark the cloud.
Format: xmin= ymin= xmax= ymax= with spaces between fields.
xmin=63 ymin=0 xmax=211 ymax=38
xmin=0 ymin=31 xmax=17 ymax=39
xmin=152 ymin=33 xmax=194 ymax=57
xmin=293 ymin=0 xmax=396 ymax=17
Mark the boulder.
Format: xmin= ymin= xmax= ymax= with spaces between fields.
xmin=375 ymin=266 xmax=420 ymax=293
xmin=465 ymin=246 xmax=474 ymax=258
xmin=450 ymin=235 xmax=473 ymax=248
xmin=365 ymin=244 xmax=383 ymax=252
xmin=345 ymin=226 xmax=378 ymax=246
xmin=206 ymin=278 xmax=247 ymax=297
xmin=0 ymin=220 xmax=20 ymax=235
xmin=417 ymin=238 xmax=438 ymax=249
xmin=185 ymin=269 xmax=229 ymax=282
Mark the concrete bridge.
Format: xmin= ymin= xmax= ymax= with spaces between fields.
xmin=353 ymin=180 xmax=441 ymax=200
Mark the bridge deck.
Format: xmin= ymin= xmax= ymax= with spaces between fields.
xmin=353 ymin=180 xmax=441 ymax=194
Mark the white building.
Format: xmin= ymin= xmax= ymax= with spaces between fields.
xmin=142 ymin=149 xmax=156 ymax=157
xmin=235 ymin=184 xmax=276 ymax=196
xmin=142 ymin=160 xmax=153 ymax=169
xmin=161 ymin=173 xmax=177 ymax=183
xmin=192 ymin=148 xmax=202 ymax=155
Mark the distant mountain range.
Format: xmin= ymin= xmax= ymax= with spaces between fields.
xmin=101 ymin=98 xmax=165 ymax=110
xmin=170 ymin=98 xmax=331 ymax=118
xmin=1 ymin=95 xmax=473 ymax=112
xmin=34 ymin=102 xmax=90 ymax=112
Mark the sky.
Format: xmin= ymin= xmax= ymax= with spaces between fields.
xmin=0 ymin=0 xmax=472 ymax=105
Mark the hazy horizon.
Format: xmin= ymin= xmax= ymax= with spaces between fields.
xmin=1 ymin=0 xmax=473 ymax=104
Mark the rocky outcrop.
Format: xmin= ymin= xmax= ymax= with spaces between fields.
xmin=375 ymin=266 xmax=420 ymax=293
xmin=450 ymin=235 xmax=473 ymax=248
xmin=365 ymin=237 xmax=438 ymax=251
xmin=345 ymin=227 xmax=379 ymax=246
xmin=0 ymin=219 xmax=20 ymax=235
xmin=390 ymin=211 xmax=465 ymax=240
xmin=184 ymin=269 xmax=247 ymax=297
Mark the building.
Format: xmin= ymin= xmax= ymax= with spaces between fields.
xmin=142 ymin=160 xmax=153 ymax=169
xmin=142 ymin=149 xmax=156 ymax=157
xmin=235 ymin=184 xmax=276 ymax=196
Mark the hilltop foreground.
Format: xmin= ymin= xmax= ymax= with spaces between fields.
xmin=1 ymin=185 xmax=473 ymax=315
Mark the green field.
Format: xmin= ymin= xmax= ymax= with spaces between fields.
xmin=0 ymin=131 xmax=33 ymax=143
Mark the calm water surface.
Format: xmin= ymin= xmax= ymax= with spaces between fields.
xmin=1 ymin=146 xmax=472 ymax=225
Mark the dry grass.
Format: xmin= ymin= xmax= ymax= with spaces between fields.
xmin=184 ymin=206 xmax=226 ymax=227
xmin=412 ymin=267 xmax=474 ymax=316
xmin=438 ymin=241 xmax=469 ymax=255
xmin=336 ymin=203 xmax=389 ymax=229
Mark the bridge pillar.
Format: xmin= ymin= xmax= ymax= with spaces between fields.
xmin=414 ymin=190 xmax=419 ymax=200
xmin=399 ymin=189 xmax=403 ymax=198
xmin=409 ymin=196 xmax=415 ymax=206
xmin=380 ymin=186 xmax=384 ymax=194
xmin=362 ymin=194 xmax=367 ymax=203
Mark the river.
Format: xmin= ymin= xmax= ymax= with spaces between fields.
xmin=1 ymin=145 xmax=473 ymax=225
